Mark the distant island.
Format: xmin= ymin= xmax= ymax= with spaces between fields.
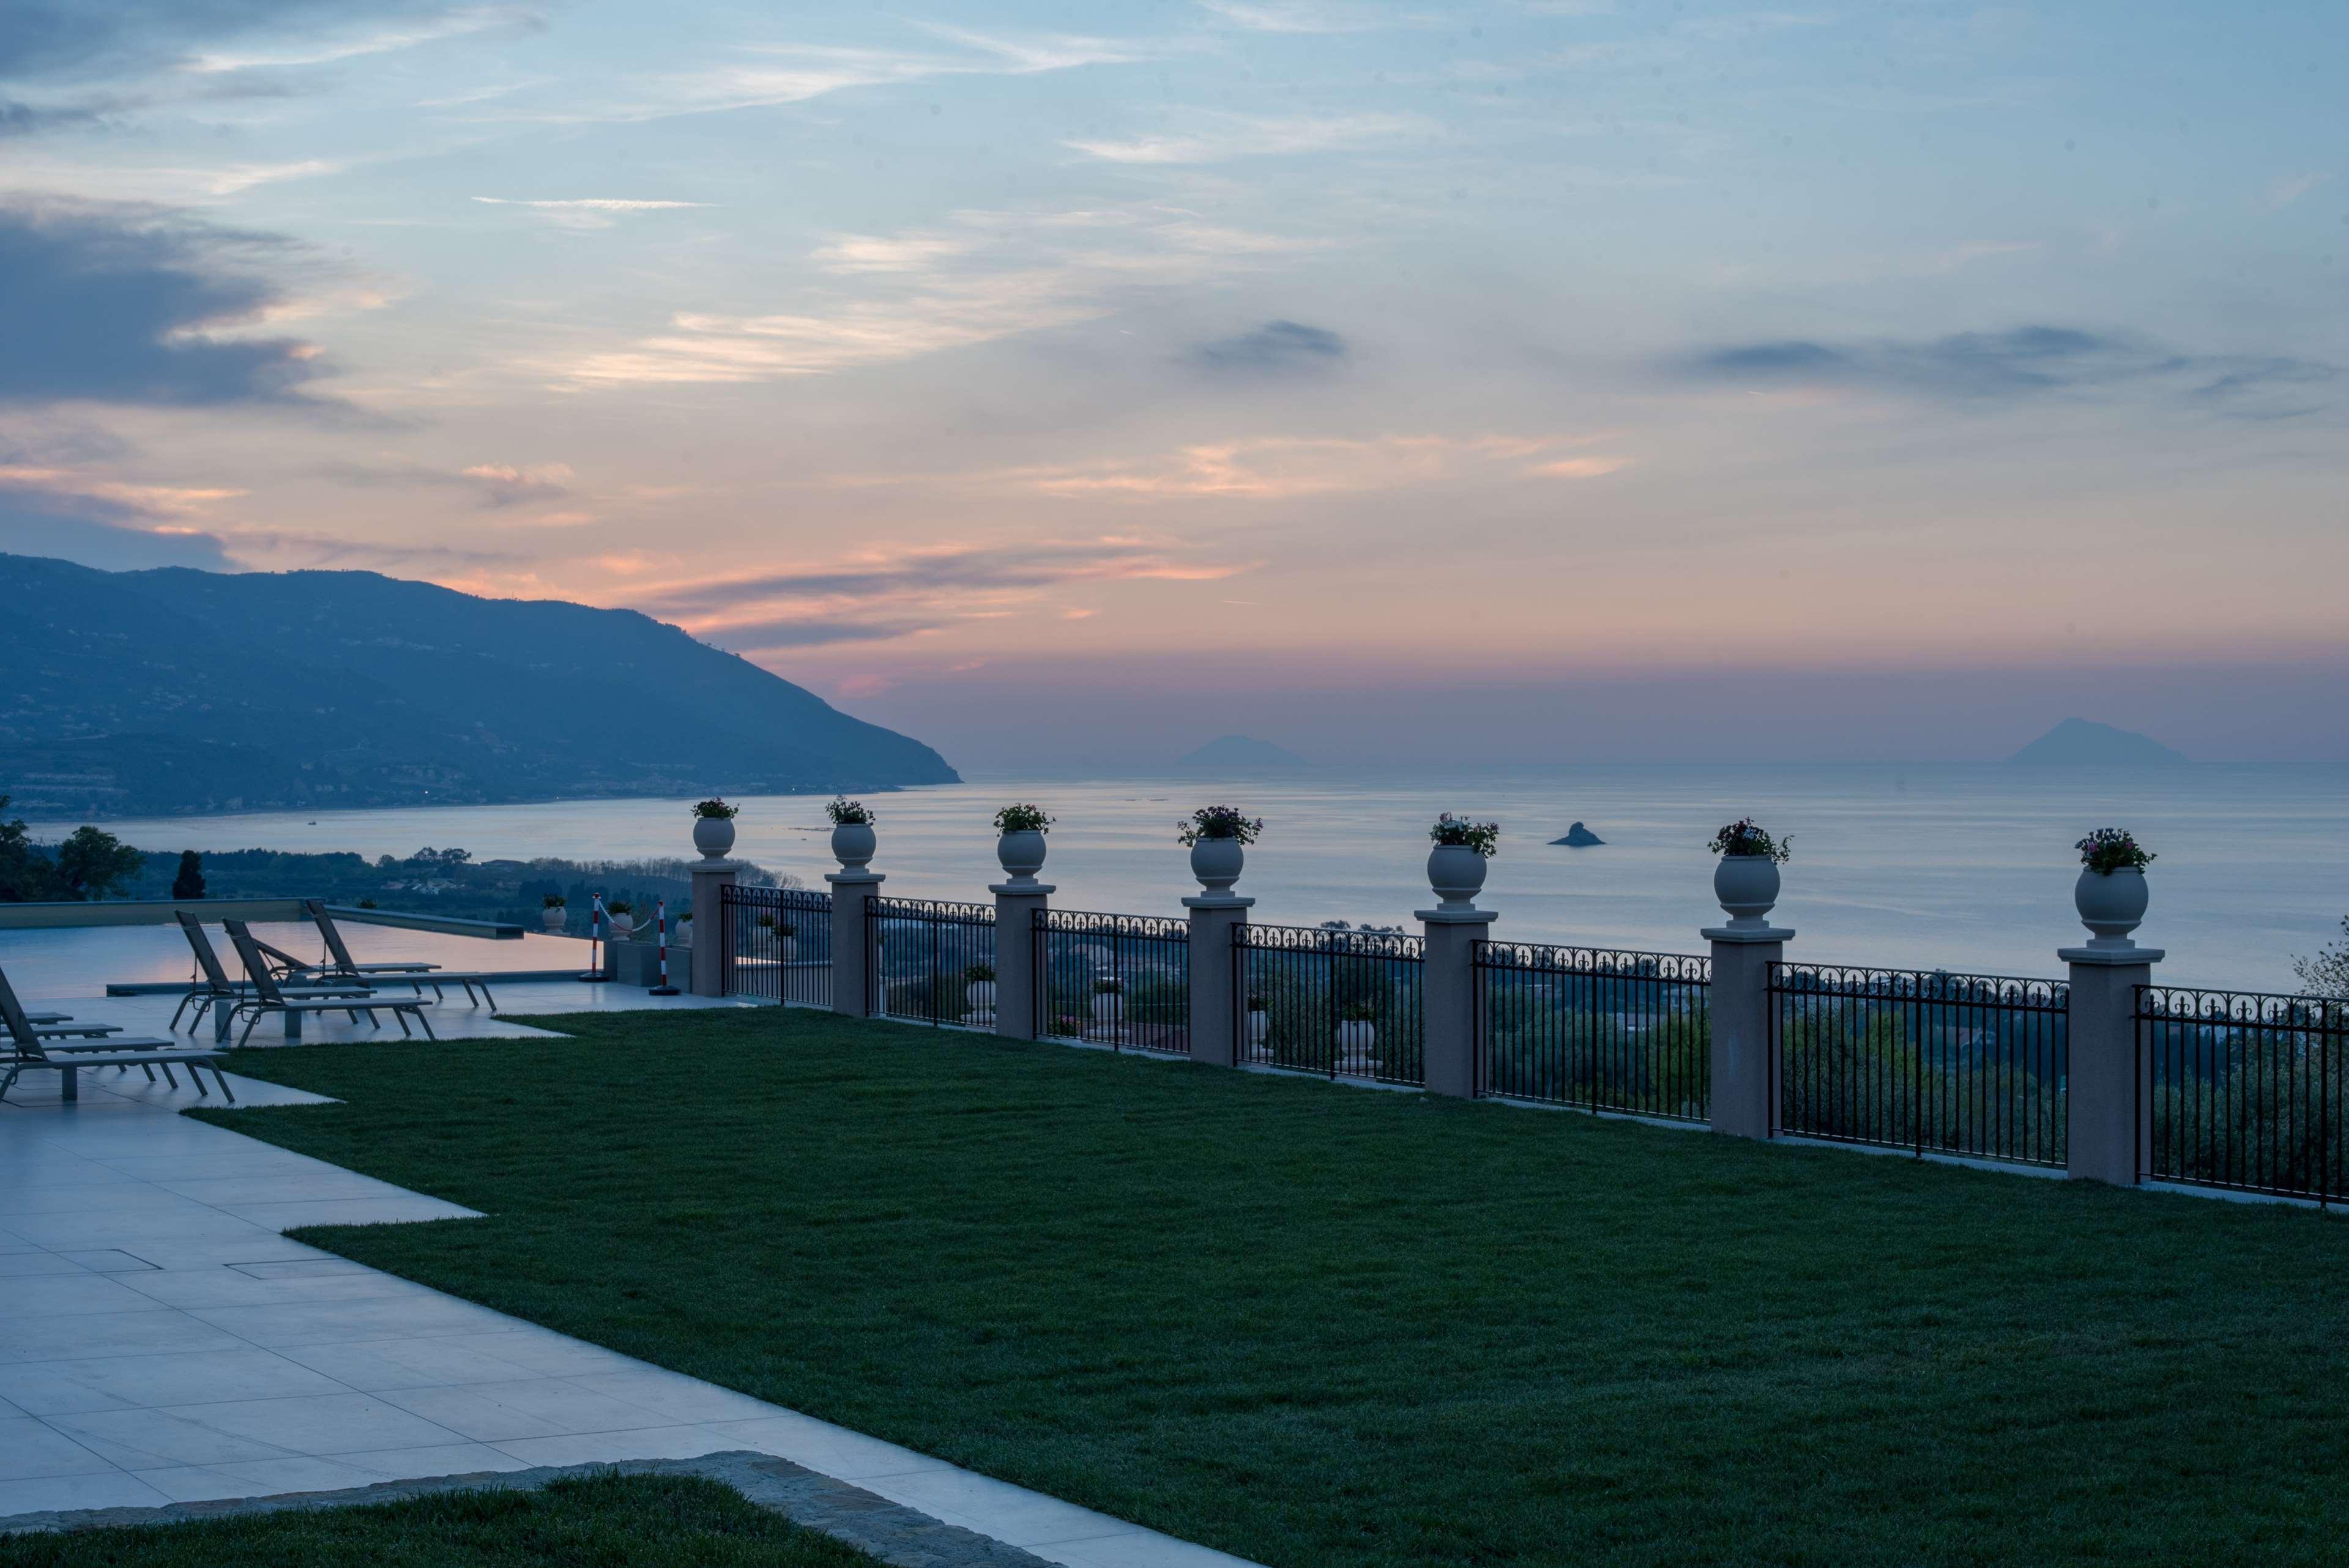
xmin=0 ymin=553 xmax=957 ymax=819
xmin=2008 ymin=718 xmax=2189 ymax=767
xmin=1549 ymin=822 xmax=1605 ymax=847
xmin=1175 ymin=735 xmax=1311 ymax=771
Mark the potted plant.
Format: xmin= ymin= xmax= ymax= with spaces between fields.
xmin=2074 ymin=828 xmax=2154 ymax=948
xmin=992 ymin=803 xmax=1054 ymax=887
xmin=604 ymin=899 xmax=635 ymax=939
xmin=1246 ymin=992 xmax=1269 ymax=1046
xmin=691 ymin=798 xmax=739 ymax=861
xmin=1092 ymin=974 xmax=1125 ymax=1026
xmin=964 ymin=961 xmax=997 ymax=1017
xmin=674 ymin=910 xmax=693 ymax=947
xmin=827 ymin=798 xmax=877 ymax=871
xmin=1708 ymin=818 xmax=1790 ymax=929
xmin=1336 ymin=999 xmax=1377 ymax=1065
xmin=540 ymin=894 xmax=567 ymax=932
xmin=1178 ymin=805 xmax=1263 ymax=896
xmin=1426 ymin=813 xmax=1500 ymax=911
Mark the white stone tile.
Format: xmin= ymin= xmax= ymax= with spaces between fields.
xmin=113 ymin=1263 xmax=437 ymax=1310
xmin=0 ymin=1309 xmax=251 ymax=1367
xmin=183 ymin=1293 xmax=523 ymax=1348
xmin=0 ymin=1470 xmax=173 ymax=1517
xmin=489 ymin=1424 xmax=740 ymax=1469
xmin=56 ymin=1250 xmax=160 ymax=1273
xmin=43 ymin=1406 xmax=304 ymax=1469
xmin=869 ymin=1466 xmax=1144 ymax=1551
xmin=0 ymin=1418 xmax=117 ymax=1481
xmin=337 ymin=1441 xmax=534 ymax=1482
xmin=130 ymin=1455 xmax=394 ymax=1503
xmin=131 ymin=1392 xmax=467 ymax=1457
xmin=6 ymin=1273 xmax=181 ymax=1320
xmin=376 ymin=1378 xmax=685 ymax=1442
xmin=232 ymin=1259 xmax=378 ymax=1281
xmin=1 ymin=1208 xmax=286 ymax=1250
xmin=0 ymin=1348 xmax=351 ymax=1415
xmin=1 ymin=1185 xmax=215 ymax=1220
xmin=0 ymin=1254 xmax=88 ymax=1279
xmin=152 ymin=1173 xmax=420 ymax=1207
xmin=416 ymin=1332 xmax=644 ymax=1378
xmin=270 ymin=1337 xmax=564 ymax=1393
xmin=559 ymin=1369 xmax=780 ymax=1425
xmin=701 ymin=1413 xmax=953 ymax=1482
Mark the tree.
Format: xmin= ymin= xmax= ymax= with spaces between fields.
xmin=171 ymin=849 xmax=207 ymax=901
xmin=2296 ymin=916 xmax=2349 ymax=1000
xmin=0 ymin=796 xmax=61 ymax=902
xmin=54 ymin=826 xmax=145 ymax=901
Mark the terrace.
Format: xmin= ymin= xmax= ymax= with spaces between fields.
xmin=3 ymin=825 xmax=2345 ymax=1564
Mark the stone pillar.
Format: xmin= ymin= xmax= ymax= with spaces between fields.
xmin=825 ymin=871 xmax=884 ymax=1018
xmin=1704 ymin=926 xmax=1792 ymax=1139
xmin=2062 ymin=946 xmax=2162 ymax=1186
xmin=1419 ymin=910 xmax=1498 ymax=1098
xmin=991 ymin=880 xmax=1054 ymax=1040
xmin=1183 ymin=894 xmax=1253 ymax=1067
xmin=688 ymin=863 xmax=737 ymax=998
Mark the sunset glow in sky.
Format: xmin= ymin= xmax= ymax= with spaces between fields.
xmin=3 ymin=1 xmax=2344 ymax=767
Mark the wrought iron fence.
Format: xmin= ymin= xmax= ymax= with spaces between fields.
xmin=2139 ymin=987 xmax=2349 ymax=1203
xmin=1771 ymin=964 xmax=2069 ymax=1167
xmin=718 ymin=883 xmax=833 ymax=1006
xmin=1234 ymin=923 xmax=1424 ymax=1085
xmin=1476 ymin=943 xmax=1710 ymax=1120
xmin=866 ymin=897 xmax=998 ymax=1027
xmin=1033 ymin=909 xmax=1189 ymax=1053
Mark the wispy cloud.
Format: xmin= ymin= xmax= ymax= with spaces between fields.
xmin=995 ymin=434 xmax=1626 ymax=500
xmin=1193 ymin=319 xmax=1347 ymax=373
xmin=1067 ymin=111 xmax=1429 ymax=164
xmin=1193 ymin=1 xmax=1420 ymax=33
xmin=472 ymin=196 xmax=713 ymax=231
xmin=182 ymin=7 xmax=543 ymax=75
xmin=2257 ymin=172 xmax=2329 ymax=212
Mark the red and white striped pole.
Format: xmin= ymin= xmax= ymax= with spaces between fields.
xmin=649 ymin=896 xmax=680 ymax=995
xmin=578 ymin=893 xmax=609 ymax=983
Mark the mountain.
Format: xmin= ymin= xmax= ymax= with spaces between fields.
xmin=0 ymin=554 xmax=957 ymax=819
xmin=2008 ymin=718 xmax=2188 ymax=767
xmin=1174 ymin=735 xmax=1310 ymax=771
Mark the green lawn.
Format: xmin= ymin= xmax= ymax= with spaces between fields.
xmin=0 ymin=1473 xmax=877 ymax=1567
xmin=194 ymin=1009 xmax=2349 ymax=1568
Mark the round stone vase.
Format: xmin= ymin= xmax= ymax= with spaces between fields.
xmin=1712 ymin=855 xmax=1781 ymax=929
xmin=2074 ymin=866 xmax=2148 ymax=948
xmin=540 ymin=906 xmax=567 ymax=932
xmin=996 ymin=829 xmax=1048 ymax=886
xmin=966 ymin=979 xmax=997 ymax=1013
xmin=1426 ymin=843 xmax=1487 ymax=912
xmin=1189 ymin=836 xmax=1245 ymax=896
xmin=831 ymin=822 xmax=876 ymax=871
xmin=1248 ymin=1008 xmax=1268 ymax=1045
xmin=1092 ymin=991 xmax=1125 ymax=1025
xmin=606 ymin=913 xmax=635 ymax=940
xmin=692 ymin=815 xmax=735 ymax=861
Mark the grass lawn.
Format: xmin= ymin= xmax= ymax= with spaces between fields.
xmin=0 ymin=1472 xmax=878 ymax=1567
xmin=194 ymin=1009 xmax=2349 ymax=1568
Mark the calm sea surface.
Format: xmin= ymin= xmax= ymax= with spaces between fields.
xmin=32 ymin=765 xmax=2348 ymax=992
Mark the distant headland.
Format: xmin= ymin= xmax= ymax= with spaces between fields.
xmin=2008 ymin=718 xmax=2189 ymax=767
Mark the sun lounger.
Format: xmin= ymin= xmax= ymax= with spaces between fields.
xmin=0 ymin=966 xmax=234 ymax=1104
xmin=223 ymin=921 xmax=436 ymax=1046
xmin=170 ymin=912 xmax=378 ymax=1035
xmin=297 ymin=901 xmax=504 ymax=1008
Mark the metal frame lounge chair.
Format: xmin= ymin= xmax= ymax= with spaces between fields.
xmin=223 ymin=921 xmax=436 ymax=1046
xmin=170 ymin=912 xmax=378 ymax=1035
xmin=1 ymin=968 xmax=234 ymax=1104
xmin=296 ymin=901 xmax=504 ymax=1008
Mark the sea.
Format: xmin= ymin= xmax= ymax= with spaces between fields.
xmin=29 ymin=764 xmax=2347 ymax=994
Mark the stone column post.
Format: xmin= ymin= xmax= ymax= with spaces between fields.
xmin=2061 ymin=885 xmax=2162 ymax=1184
xmin=687 ymin=863 xmax=737 ymax=998
xmin=1419 ymin=910 xmax=1498 ymax=1099
xmin=825 ymin=870 xmax=884 ymax=1017
xmin=991 ymin=880 xmax=1054 ymax=1040
xmin=1183 ymin=894 xmax=1253 ymax=1067
xmin=1703 ymin=926 xmax=1791 ymax=1139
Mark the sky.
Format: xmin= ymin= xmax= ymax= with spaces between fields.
xmin=1 ymin=0 xmax=2344 ymax=770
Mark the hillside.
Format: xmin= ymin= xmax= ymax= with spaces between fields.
xmin=0 ymin=554 xmax=957 ymax=818
xmin=2008 ymin=717 xmax=2188 ymax=767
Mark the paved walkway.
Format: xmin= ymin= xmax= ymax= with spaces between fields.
xmin=1 ymin=987 xmax=1256 ymax=1567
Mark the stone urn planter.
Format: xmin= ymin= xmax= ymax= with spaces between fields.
xmin=775 ymin=930 xmax=799 ymax=963
xmin=674 ymin=916 xmax=693 ymax=948
xmin=832 ymin=822 xmax=876 ymax=871
xmin=605 ymin=911 xmax=636 ymax=940
xmin=540 ymin=905 xmax=567 ymax=932
xmin=1426 ymin=843 xmax=1487 ymax=912
xmin=693 ymin=815 xmax=735 ymax=861
xmin=1092 ymin=987 xmax=1125 ymax=1026
xmin=1190 ymin=837 xmax=1245 ymax=896
xmin=1247 ymin=1005 xmax=1268 ymax=1046
xmin=996 ymin=829 xmax=1048 ymax=887
xmin=1713 ymin=855 xmax=1782 ymax=930
xmin=966 ymin=979 xmax=997 ymax=1014
xmin=2075 ymin=866 xmax=2149 ymax=949
xmin=1337 ymin=1019 xmax=1377 ymax=1071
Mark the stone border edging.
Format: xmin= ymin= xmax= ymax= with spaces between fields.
xmin=0 ymin=1449 xmax=1057 ymax=1566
